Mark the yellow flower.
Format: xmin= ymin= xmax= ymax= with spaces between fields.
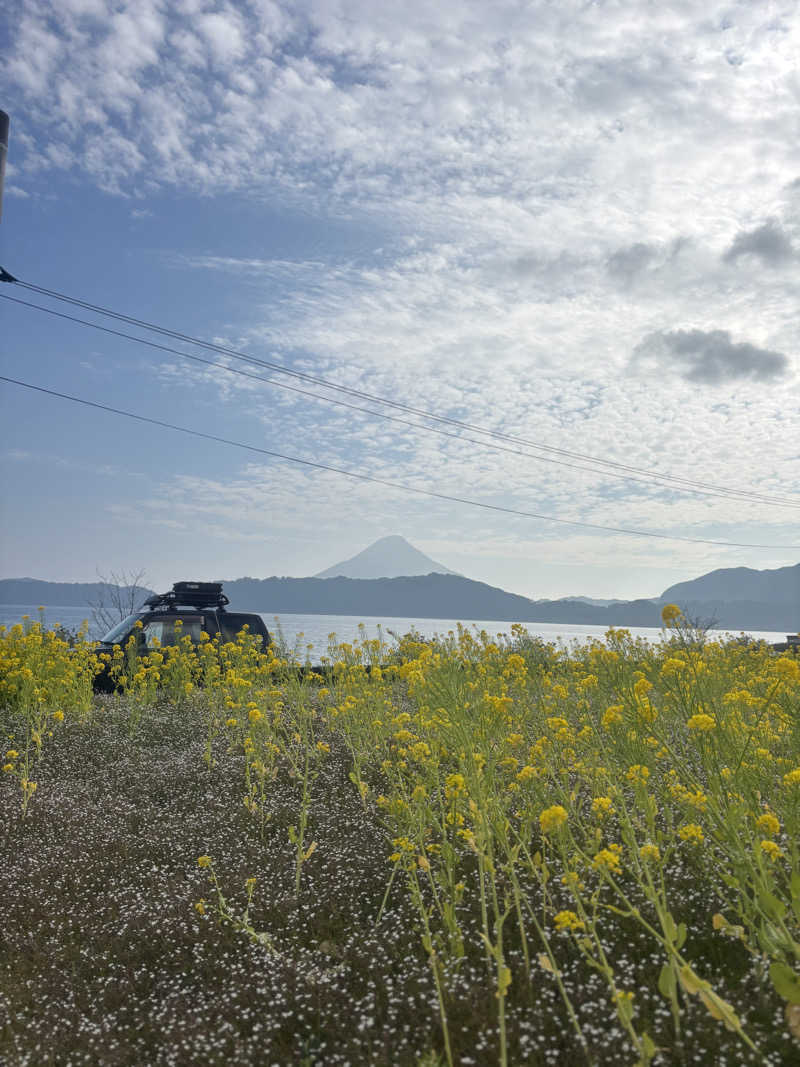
xmin=678 ymin=823 xmax=704 ymax=844
xmin=539 ymin=804 xmax=568 ymax=834
xmin=756 ymin=812 xmax=780 ymax=837
xmin=195 ymin=899 xmax=206 ymax=915
xmin=248 ymin=708 xmax=263 ymax=723
xmin=591 ymin=844 xmax=622 ymax=874
xmin=52 ymin=710 xmax=64 ymax=722
xmin=661 ymin=603 xmax=683 ymax=626
xmin=760 ymin=840 xmax=783 ymax=861
xmin=775 ymin=657 xmax=799 ymax=682
xmin=5 ymin=749 xmax=19 ymax=760
xmin=445 ymin=773 xmax=466 ymax=799
xmin=687 ymin=713 xmax=716 ymax=733
xmin=554 ymin=910 xmax=585 ymax=932
xmin=316 ymin=741 xmax=331 ymax=753
xmin=561 ymin=871 xmax=585 ymax=890
xmin=2 ymin=763 xmax=14 ymax=773
xmin=625 ymin=764 xmax=650 ymax=785
xmin=226 ymin=717 xmax=238 ymax=727
xmin=639 ymin=843 xmax=661 ymax=863
xmin=602 ymin=706 xmax=623 ymax=728
xmin=591 ymin=796 xmax=614 ymax=819
xmin=661 ymin=657 xmax=688 ymax=677
xmin=783 ymin=768 xmax=800 ymax=786
xmin=197 ymin=855 xmax=213 ymax=868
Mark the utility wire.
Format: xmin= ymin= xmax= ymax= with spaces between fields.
xmin=4 ymin=289 xmax=797 ymax=509
xmin=3 ymin=269 xmax=797 ymax=507
xmin=1 ymin=373 xmax=797 ymax=551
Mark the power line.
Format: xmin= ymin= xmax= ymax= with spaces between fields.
xmin=3 ymin=269 xmax=798 ymax=508
xmin=1 ymin=373 xmax=797 ymax=551
xmin=4 ymin=289 xmax=797 ymax=510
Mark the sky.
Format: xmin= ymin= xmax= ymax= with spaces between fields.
xmin=0 ymin=0 xmax=798 ymax=601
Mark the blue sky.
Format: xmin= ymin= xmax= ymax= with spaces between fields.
xmin=1 ymin=0 xmax=798 ymax=600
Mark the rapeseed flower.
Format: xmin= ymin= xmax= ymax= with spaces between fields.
xmin=554 ymin=910 xmax=584 ymax=932
xmin=756 ymin=812 xmax=780 ymax=837
xmin=591 ymin=844 xmax=622 ymax=873
xmin=687 ymin=713 xmax=716 ymax=733
xmin=539 ymin=805 xmax=568 ymax=834
xmin=678 ymin=824 xmax=704 ymax=844
xmin=591 ymin=796 xmax=614 ymax=819
xmin=760 ymin=840 xmax=783 ymax=861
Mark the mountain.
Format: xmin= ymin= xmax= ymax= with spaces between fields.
xmin=314 ymin=535 xmax=459 ymax=579
xmin=0 ymin=577 xmax=156 ymax=608
xmin=2 ymin=562 xmax=797 ymax=632
xmin=661 ymin=564 xmax=800 ymax=606
xmin=217 ymin=576 xmax=797 ymax=631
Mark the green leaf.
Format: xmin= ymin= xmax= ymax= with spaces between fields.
xmin=640 ymin=1032 xmax=658 ymax=1062
xmin=676 ymin=922 xmax=687 ymax=950
xmin=663 ymin=912 xmax=677 ymax=941
xmin=658 ymin=962 xmax=676 ymax=1000
xmin=759 ymin=919 xmax=783 ymax=956
xmin=791 ymin=872 xmax=800 ymax=922
xmin=698 ymin=988 xmax=740 ymax=1032
xmin=770 ymin=962 xmax=800 ymax=1005
xmin=757 ymin=887 xmax=788 ymax=922
xmin=678 ymin=965 xmax=705 ymax=995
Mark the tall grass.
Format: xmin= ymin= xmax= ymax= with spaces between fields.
xmin=1 ymin=610 xmax=799 ymax=1064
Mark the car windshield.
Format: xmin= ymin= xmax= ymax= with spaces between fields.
xmin=100 ymin=614 xmax=143 ymax=644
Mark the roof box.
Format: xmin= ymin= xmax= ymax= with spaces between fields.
xmin=145 ymin=581 xmax=229 ymax=611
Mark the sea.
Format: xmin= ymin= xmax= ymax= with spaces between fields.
xmin=0 ymin=603 xmax=790 ymax=661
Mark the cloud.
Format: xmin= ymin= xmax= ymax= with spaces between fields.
xmin=631 ymin=329 xmax=791 ymax=385
xmin=4 ymin=1 xmax=800 ymax=588
xmin=723 ymin=219 xmax=794 ymax=265
xmin=606 ymin=242 xmax=656 ymax=283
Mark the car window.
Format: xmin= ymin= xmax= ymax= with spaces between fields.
xmin=100 ymin=614 xmax=142 ymax=644
xmin=142 ymin=616 xmax=203 ymax=648
xmin=216 ymin=613 xmax=265 ymax=644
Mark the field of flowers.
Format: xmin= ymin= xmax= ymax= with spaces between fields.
xmin=1 ymin=609 xmax=799 ymax=1065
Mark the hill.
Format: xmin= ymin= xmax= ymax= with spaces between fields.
xmin=220 ymin=575 xmax=797 ymax=631
xmin=661 ymin=563 xmax=800 ymax=606
xmin=314 ymin=535 xmax=459 ymax=579
xmin=0 ymin=577 xmax=155 ymax=609
xmin=2 ymin=569 xmax=797 ymax=632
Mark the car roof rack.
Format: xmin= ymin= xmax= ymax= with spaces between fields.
xmin=144 ymin=581 xmax=229 ymax=612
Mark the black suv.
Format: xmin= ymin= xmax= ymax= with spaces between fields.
xmin=94 ymin=581 xmax=271 ymax=691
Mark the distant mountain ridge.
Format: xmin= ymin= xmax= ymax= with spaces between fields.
xmin=0 ymin=578 xmax=156 ymax=609
xmin=660 ymin=563 xmax=800 ymax=606
xmin=315 ymin=535 xmax=459 ymax=579
xmin=217 ymin=575 xmax=799 ymax=631
xmin=1 ymin=561 xmax=797 ymax=633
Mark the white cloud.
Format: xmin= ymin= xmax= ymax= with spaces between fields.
xmin=3 ymin=1 xmax=799 ymax=590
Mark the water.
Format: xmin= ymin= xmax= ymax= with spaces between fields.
xmin=0 ymin=603 xmax=790 ymax=659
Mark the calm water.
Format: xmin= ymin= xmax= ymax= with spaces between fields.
xmin=0 ymin=603 xmax=789 ymax=660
